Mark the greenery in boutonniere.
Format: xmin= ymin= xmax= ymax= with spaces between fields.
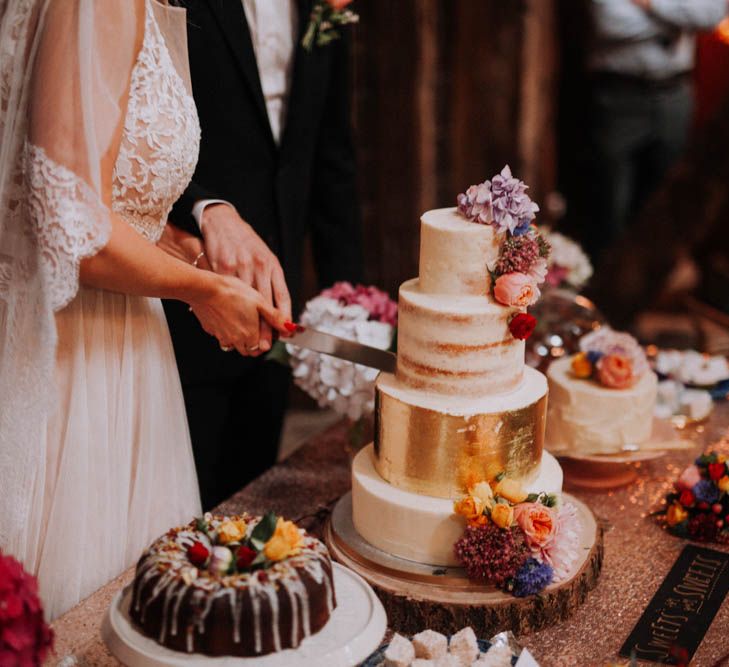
xmin=302 ymin=0 xmax=359 ymax=51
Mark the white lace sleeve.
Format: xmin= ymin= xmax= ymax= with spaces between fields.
xmin=24 ymin=143 xmax=110 ymax=310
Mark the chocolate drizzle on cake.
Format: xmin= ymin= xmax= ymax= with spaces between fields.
xmin=130 ymin=515 xmax=336 ymax=657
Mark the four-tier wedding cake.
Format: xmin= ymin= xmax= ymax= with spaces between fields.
xmin=352 ymin=169 xmax=563 ymax=567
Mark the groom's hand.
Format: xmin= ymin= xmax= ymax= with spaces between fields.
xmin=201 ymin=204 xmax=292 ymax=353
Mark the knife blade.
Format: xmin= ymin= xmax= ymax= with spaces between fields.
xmin=285 ymin=327 xmax=397 ymax=373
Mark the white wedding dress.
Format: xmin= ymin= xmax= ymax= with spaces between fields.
xmin=1 ymin=0 xmax=201 ymax=620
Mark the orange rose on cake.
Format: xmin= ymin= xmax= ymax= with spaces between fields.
xmin=513 ymin=502 xmax=557 ymax=550
xmin=493 ymin=273 xmax=540 ymax=308
xmin=596 ymin=354 xmax=634 ymax=389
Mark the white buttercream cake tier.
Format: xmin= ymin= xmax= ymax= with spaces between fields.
xmin=378 ymin=365 xmax=545 ymax=417
xmin=546 ymin=356 xmax=658 ymax=455
xmin=396 ymin=278 xmax=524 ymax=396
xmin=352 ymin=444 xmax=563 ymax=567
xmin=418 ymin=207 xmax=501 ymax=297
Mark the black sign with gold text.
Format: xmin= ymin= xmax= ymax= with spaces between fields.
xmin=620 ymin=545 xmax=729 ymax=664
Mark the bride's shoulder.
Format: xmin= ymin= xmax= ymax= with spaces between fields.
xmin=41 ymin=0 xmax=146 ymax=55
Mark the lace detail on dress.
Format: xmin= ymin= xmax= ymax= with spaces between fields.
xmin=24 ymin=144 xmax=110 ymax=311
xmin=112 ymin=1 xmax=200 ymax=243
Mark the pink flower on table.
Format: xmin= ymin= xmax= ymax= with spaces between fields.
xmin=493 ymin=272 xmax=540 ymax=307
xmin=513 ymin=502 xmax=558 ymax=550
xmin=321 ymin=282 xmax=398 ymax=326
xmin=676 ymin=464 xmax=702 ymax=492
xmin=596 ymin=353 xmax=635 ymax=389
xmin=545 ymin=264 xmax=569 ymax=287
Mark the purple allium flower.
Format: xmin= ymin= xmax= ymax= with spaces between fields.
xmin=511 ymin=557 xmax=553 ymax=597
xmin=454 ymin=524 xmax=530 ymax=587
xmin=494 ymin=235 xmax=540 ymax=276
xmin=457 ymin=181 xmax=493 ymax=225
xmin=490 ymin=165 xmax=540 ymax=235
xmin=693 ymin=479 xmax=720 ymax=505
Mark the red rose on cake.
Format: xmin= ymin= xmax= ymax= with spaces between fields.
xmin=509 ymin=312 xmax=537 ymax=340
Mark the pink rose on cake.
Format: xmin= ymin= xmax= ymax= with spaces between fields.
xmin=493 ymin=273 xmax=540 ymax=307
xmin=596 ymin=354 xmax=635 ymax=389
xmin=513 ymin=502 xmax=557 ymax=550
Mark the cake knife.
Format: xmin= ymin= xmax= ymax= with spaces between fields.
xmin=285 ymin=327 xmax=397 ymax=373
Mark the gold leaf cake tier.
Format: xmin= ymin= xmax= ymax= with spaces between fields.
xmin=374 ymin=368 xmax=547 ymax=498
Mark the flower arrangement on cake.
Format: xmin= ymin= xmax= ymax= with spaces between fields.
xmin=0 ymin=551 xmax=54 ymax=665
xmin=568 ymin=327 xmax=650 ymax=389
xmin=457 ymin=165 xmax=551 ymax=342
xmin=656 ymin=453 xmax=729 ymax=544
xmin=184 ymin=512 xmax=304 ymax=575
xmin=452 ymin=476 xmax=580 ymax=597
xmin=280 ymin=282 xmax=397 ymax=421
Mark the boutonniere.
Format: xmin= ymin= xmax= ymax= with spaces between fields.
xmin=302 ymin=0 xmax=359 ymax=51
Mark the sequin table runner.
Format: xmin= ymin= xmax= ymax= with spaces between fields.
xmin=51 ymin=409 xmax=729 ymax=666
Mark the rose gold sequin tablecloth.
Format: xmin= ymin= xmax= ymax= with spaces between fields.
xmin=50 ymin=409 xmax=729 ymax=666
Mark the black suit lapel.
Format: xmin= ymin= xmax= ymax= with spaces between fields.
xmin=207 ymin=0 xmax=275 ymax=147
xmin=280 ymin=0 xmax=316 ymax=156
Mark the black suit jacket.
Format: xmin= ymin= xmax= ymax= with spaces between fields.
xmin=166 ymin=0 xmax=364 ymax=383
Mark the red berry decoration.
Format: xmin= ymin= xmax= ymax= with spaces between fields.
xmin=697 ymin=502 xmax=709 ymax=511
xmin=712 ymin=503 xmax=723 ymax=515
xmin=236 ymin=546 xmax=257 ymax=570
xmin=187 ymin=541 xmax=210 ymax=568
xmin=509 ymin=313 xmax=537 ymax=341
xmin=678 ymin=490 xmax=694 ymax=508
xmin=708 ymin=462 xmax=726 ymax=481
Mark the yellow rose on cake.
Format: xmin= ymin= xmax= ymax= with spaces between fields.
xmin=217 ymin=518 xmax=247 ymax=545
xmin=491 ymin=503 xmax=515 ymax=529
xmin=264 ymin=518 xmax=304 ymax=561
xmin=493 ymin=477 xmax=527 ymax=504
xmin=453 ymin=495 xmax=487 ymax=522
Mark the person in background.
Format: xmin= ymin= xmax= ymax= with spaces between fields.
xmin=160 ymin=0 xmax=364 ymax=510
xmin=584 ymin=0 xmax=726 ymax=262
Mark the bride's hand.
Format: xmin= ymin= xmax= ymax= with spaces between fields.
xmin=188 ymin=275 xmax=291 ymax=356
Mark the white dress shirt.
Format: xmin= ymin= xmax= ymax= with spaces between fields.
xmin=193 ymin=0 xmax=298 ymax=229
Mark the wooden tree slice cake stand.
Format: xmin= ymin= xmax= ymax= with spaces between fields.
xmin=325 ymin=493 xmax=603 ymax=637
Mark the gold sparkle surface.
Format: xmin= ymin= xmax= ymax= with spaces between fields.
xmin=373 ymin=386 xmax=546 ymax=497
xmin=520 ymin=410 xmax=729 ymax=666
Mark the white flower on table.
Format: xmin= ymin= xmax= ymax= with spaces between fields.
xmin=287 ymin=296 xmax=394 ymax=421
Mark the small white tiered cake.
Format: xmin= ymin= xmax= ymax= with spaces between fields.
xmin=352 ymin=205 xmax=562 ymax=567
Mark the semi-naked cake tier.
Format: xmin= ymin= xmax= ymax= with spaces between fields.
xmin=397 ymin=279 xmax=525 ymax=396
xmin=546 ymin=356 xmax=658 ymax=455
xmin=374 ymin=368 xmax=547 ymax=498
xmin=353 ymin=444 xmax=563 ymax=567
xmin=418 ymin=207 xmax=501 ymax=296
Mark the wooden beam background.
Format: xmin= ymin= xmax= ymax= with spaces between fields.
xmin=301 ymin=0 xmax=559 ymax=303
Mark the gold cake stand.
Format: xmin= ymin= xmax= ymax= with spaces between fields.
xmin=325 ymin=492 xmax=603 ymax=637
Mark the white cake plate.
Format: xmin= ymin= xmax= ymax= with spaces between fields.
xmin=102 ymin=563 xmax=386 ymax=667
